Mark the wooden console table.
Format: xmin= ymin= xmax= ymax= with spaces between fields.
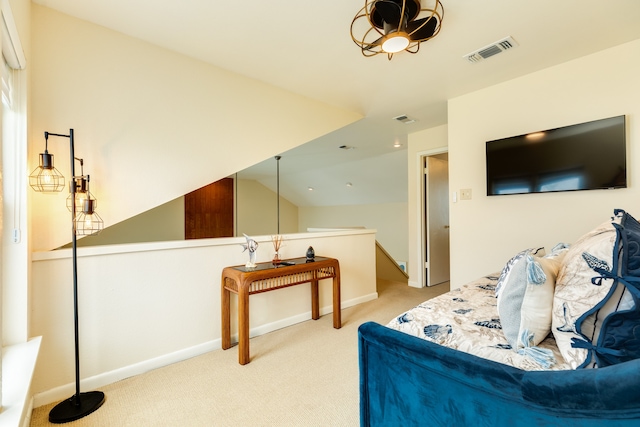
xmin=221 ymin=256 xmax=341 ymax=365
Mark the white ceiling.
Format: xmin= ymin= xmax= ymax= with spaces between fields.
xmin=33 ymin=0 xmax=640 ymax=207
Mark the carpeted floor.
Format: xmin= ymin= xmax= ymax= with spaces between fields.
xmin=30 ymin=279 xmax=448 ymax=427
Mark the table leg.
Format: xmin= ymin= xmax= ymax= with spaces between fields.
xmin=311 ymin=279 xmax=319 ymax=320
xmin=238 ymin=284 xmax=250 ymax=365
xmin=221 ymin=277 xmax=231 ymax=350
xmin=333 ymin=268 xmax=341 ymax=329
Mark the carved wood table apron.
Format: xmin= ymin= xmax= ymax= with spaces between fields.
xmin=221 ymin=256 xmax=341 ymax=365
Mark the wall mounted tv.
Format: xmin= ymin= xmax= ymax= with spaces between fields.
xmin=486 ymin=115 xmax=626 ymax=196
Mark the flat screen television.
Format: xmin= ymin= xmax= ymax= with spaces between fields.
xmin=486 ymin=115 xmax=626 ymax=196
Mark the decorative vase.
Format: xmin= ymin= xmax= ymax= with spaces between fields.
xmin=271 ymin=235 xmax=283 ymax=265
xmin=306 ymin=246 xmax=315 ymax=261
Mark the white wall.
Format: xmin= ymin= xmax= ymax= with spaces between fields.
xmin=29 ymin=5 xmax=361 ymax=251
xmin=448 ymin=39 xmax=640 ymax=288
xmin=407 ymin=125 xmax=448 ymax=287
xmin=30 ymin=229 xmax=377 ymax=405
xmin=298 ymin=202 xmax=408 ymax=262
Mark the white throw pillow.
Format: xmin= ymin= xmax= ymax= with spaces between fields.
xmin=498 ymin=245 xmax=567 ymax=351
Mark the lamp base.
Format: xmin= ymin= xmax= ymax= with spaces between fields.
xmin=49 ymin=391 xmax=105 ymax=424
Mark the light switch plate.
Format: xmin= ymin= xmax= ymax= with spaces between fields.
xmin=460 ymin=189 xmax=472 ymax=200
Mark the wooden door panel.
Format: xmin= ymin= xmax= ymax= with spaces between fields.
xmin=185 ymin=178 xmax=234 ymax=239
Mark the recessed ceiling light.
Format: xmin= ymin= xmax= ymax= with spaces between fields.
xmin=393 ymin=141 xmax=402 ymax=148
xmin=307 ymin=187 xmax=314 ymax=191
xmin=346 ymin=182 xmax=353 ymax=187
xmin=339 ymin=145 xmax=355 ymax=150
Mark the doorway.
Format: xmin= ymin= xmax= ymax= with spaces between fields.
xmin=422 ymin=153 xmax=450 ymax=286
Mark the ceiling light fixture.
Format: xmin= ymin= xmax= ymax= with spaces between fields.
xmin=351 ymin=0 xmax=444 ymax=60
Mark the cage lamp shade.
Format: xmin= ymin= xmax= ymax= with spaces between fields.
xmin=66 ymin=177 xmax=97 ymax=212
xmin=29 ymin=151 xmax=65 ymax=192
xmin=74 ymin=198 xmax=104 ymax=236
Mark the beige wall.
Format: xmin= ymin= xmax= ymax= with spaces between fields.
xmin=29 ymin=5 xmax=361 ymax=251
xmin=237 ymin=178 xmax=298 ymax=237
xmin=407 ymin=125 xmax=448 ymax=287
xmin=70 ymin=197 xmax=185 ymax=247
xmin=298 ymin=202 xmax=407 ymax=262
xmin=70 ymin=177 xmax=299 ymax=247
xmin=447 ymin=39 xmax=640 ymax=288
xmin=376 ymin=243 xmax=408 ymax=283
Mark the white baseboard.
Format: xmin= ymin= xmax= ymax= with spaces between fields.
xmin=33 ymin=292 xmax=378 ymax=408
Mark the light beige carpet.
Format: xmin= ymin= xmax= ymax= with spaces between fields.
xmin=30 ymin=279 xmax=448 ymax=427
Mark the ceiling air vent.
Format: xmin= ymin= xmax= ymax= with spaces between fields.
xmin=463 ymin=36 xmax=518 ymax=64
xmin=393 ymin=114 xmax=416 ymax=124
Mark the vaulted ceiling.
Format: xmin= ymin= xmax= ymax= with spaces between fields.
xmin=33 ymin=0 xmax=640 ymax=206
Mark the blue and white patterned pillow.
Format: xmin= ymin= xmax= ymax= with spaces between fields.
xmin=495 ymin=247 xmax=545 ymax=299
xmin=497 ymin=245 xmax=568 ymax=353
xmin=553 ymin=209 xmax=640 ymax=369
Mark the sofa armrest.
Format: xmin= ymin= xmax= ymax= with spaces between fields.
xmin=522 ymin=358 xmax=640 ymax=410
xmin=358 ymin=321 xmax=640 ymax=426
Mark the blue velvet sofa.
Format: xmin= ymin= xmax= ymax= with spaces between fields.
xmin=358 ymin=321 xmax=640 ymax=426
xmin=359 ymin=209 xmax=640 ymax=426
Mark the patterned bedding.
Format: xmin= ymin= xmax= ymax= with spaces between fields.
xmin=386 ymin=274 xmax=571 ymax=371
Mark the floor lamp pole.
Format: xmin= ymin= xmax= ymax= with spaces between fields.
xmin=48 ymin=129 xmax=105 ymax=424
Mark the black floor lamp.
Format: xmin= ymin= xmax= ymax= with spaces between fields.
xmin=29 ymin=129 xmax=105 ymax=423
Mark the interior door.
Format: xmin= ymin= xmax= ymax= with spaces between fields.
xmin=426 ymin=155 xmax=450 ymax=286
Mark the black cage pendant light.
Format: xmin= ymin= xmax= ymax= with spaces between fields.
xmin=66 ymin=159 xmax=97 ymax=213
xmin=350 ymin=0 xmax=444 ymax=60
xmin=74 ymin=192 xmax=104 ymax=236
xmin=29 ymin=134 xmax=65 ymax=192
